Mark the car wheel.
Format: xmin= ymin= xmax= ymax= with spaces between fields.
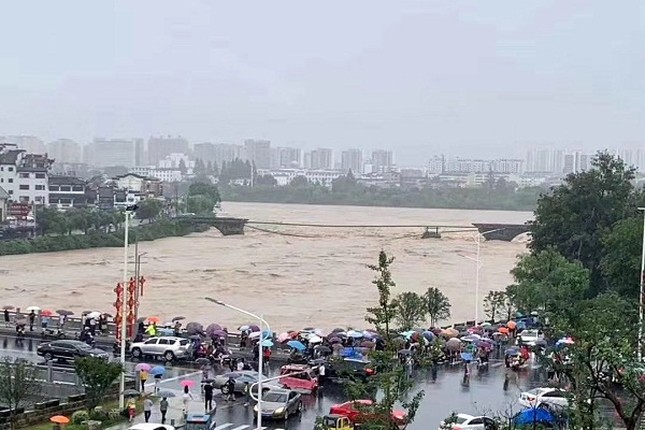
xmin=131 ymin=348 xmax=142 ymax=358
xmin=164 ymin=351 xmax=175 ymax=361
xmin=284 ymin=409 xmax=289 ymax=421
xmin=44 ymin=352 xmax=53 ymax=361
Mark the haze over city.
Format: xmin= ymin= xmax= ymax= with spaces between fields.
xmin=1 ymin=0 xmax=643 ymax=165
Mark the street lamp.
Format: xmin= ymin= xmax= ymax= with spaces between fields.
xmin=119 ymin=205 xmax=137 ymax=409
xmin=459 ymin=228 xmax=506 ymax=324
xmin=204 ymin=297 xmax=271 ymax=430
xmin=638 ymin=208 xmax=645 ymax=361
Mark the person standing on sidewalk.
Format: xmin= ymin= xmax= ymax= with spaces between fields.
xmin=140 ymin=370 xmax=149 ymax=392
xmin=3 ymin=309 xmax=9 ymax=327
xmin=159 ymin=397 xmax=169 ymax=424
xmin=243 ymin=382 xmax=251 ymax=407
xmin=143 ymin=396 xmax=153 ymax=423
xmin=28 ymin=310 xmax=35 ymax=331
xmin=182 ymin=385 xmax=194 ymax=414
xmin=203 ymin=382 xmax=214 ymax=412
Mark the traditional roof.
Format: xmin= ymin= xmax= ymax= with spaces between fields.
xmin=0 ymin=186 xmax=8 ymax=199
xmin=48 ymin=176 xmax=87 ymax=186
xmin=0 ymin=150 xmax=24 ymax=165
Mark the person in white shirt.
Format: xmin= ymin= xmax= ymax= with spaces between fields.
xmin=236 ymin=358 xmax=245 ymax=371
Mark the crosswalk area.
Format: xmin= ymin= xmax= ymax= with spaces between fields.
xmin=213 ymin=423 xmax=285 ymax=430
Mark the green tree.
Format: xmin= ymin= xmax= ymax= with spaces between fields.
xmin=600 ymin=216 xmax=644 ymax=299
xmin=365 ymin=251 xmax=398 ymax=340
xmin=136 ymin=199 xmax=163 ymax=223
xmin=188 ymin=182 xmax=221 ymax=204
xmin=482 ymin=291 xmax=507 ymax=322
xmin=424 ymin=287 xmax=451 ymax=327
xmin=186 ymin=195 xmax=216 ymax=215
xmin=255 ymin=174 xmax=277 ymax=186
xmin=529 ymin=151 xmax=641 ymax=295
xmin=506 ymin=248 xmax=589 ymax=318
xmin=74 ymin=357 xmax=123 ymax=409
xmin=392 ymin=292 xmax=427 ymax=331
xmin=0 ymin=357 xmax=40 ymax=430
xmin=178 ymin=158 xmax=187 ymax=174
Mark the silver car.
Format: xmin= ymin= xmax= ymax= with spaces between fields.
xmin=254 ymin=388 xmax=302 ymax=420
xmin=213 ymin=371 xmax=259 ymax=394
xmin=130 ymin=336 xmax=191 ymax=361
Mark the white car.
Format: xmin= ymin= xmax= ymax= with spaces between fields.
xmin=439 ymin=413 xmax=497 ymax=430
xmin=130 ymin=336 xmax=191 ymax=361
xmin=519 ymin=387 xmax=570 ymax=408
xmin=518 ymin=329 xmax=543 ymax=346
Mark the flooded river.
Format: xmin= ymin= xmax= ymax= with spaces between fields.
xmin=0 ymin=202 xmax=531 ymax=332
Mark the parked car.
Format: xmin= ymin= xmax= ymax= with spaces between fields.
xmin=329 ymin=399 xmax=407 ymax=426
xmin=128 ymin=425 xmax=175 ymax=430
xmin=254 ymin=388 xmax=302 ymax=420
xmin=130 ymin=336 xmax=190 ymax=361
xmin=213 ymin=371 xmax=259 ymax=394
xmin=519 ymin=387 xmax=571 ymax=408
xmin=439 ymin=413 xmax=498 ymax=430
xmin=37 ymin=340 xmax=110 ymax=362
xmin=279 ymin=364 xmax=319 ymax=393
xmin=517 ymin=329 xmax=544 ymax=346
xmin=325 ymin=358 xmax=375 ymax=381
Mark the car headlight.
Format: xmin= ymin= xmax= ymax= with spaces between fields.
xmin=274 ymin=407 xmax=284 ymax=415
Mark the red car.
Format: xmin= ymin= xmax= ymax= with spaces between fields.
xmin=278 ymin=364 xmax=319 ymax=394
xmin=329 ymin=400 xmax=407 ymax=426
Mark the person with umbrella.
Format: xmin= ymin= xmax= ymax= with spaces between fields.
xmin=143 ymin=395 xmax=153 ymax=423
xmin=3 ymin=307 xmax=10 ymax=327
xmin=159 ymin=397 xmax=169 ymax=424
xmin=224 ymin=376 xmax=236 ymax=402
xmin=28 ymin=310 xmax=36 ymax=331
xmin=140 ymin=369 xmax=149 ymax=392
xmin=203 ymin=381 xmax=214 ymax=412
xmin=182 ymin=385 xmax=194 ymax=414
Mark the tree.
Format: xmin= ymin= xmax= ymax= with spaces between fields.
xmin=255 ymin=174 xmax=278 ymax=186
xmin=506 ymin=248 xmax=589 ymax=318
xmin=74 ymin=357 xmax=123 ymax=409
xmin=482 ymin=291 xmax=507 ymax=322
xmin=392 ymin=292 xmax=427 ymax=331
xmin=178 ymin=158 xmax=187 ymax=174
xmin=188 ymin=182 xmax=221 ymax=204
xmin=600 ymin=216 xmax=644 ymax=299
xmin=186 ymin=195 xmax=216 ymax=215
xmin=0 ymin=357 xmax=40 ymax=429
xmin=365 ymin=251 xmax=398 ymax=340
xmin=424 ymin=287 xmax=451 ymax=327
xmin=529 ymin=152 xmax=641 ymax=295
xmin=290 ymin=175 xmax=309 ymax=187
xmin=136 ymin=199 xmax=163 ymax=223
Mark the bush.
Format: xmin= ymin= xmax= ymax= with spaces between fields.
xmin=90 ymin=406 xmax=107 ymax=420
xmin=108 ymin=408 xmax=121 ymax=421
xmin=72 ymin=410 xmax=90 ymax=425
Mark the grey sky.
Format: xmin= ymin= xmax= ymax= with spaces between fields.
xmin=0 ymin=0 xmax=643 ymax=164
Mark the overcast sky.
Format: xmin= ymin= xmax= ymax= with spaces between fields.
xmin=0 ymin=0 xmax=643 ymax=164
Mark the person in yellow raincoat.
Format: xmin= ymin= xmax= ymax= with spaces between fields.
xmin=127 ymin=397 xmax=137 ymax=422
xmin=145 ymin=322 xmax=158 ymax=337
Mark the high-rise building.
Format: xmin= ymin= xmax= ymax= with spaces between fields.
xmin=341 ymin=148 xmax=362 ymax=174
xmin=89 ymin=138 xmax=139 ymax=167
xmin=428 ymin=155 xmax=445 ymax=174
xmin=47 ymin=139 xmax=82 ymax=164
xmin=1 ymin=135 xmax=46 ymax=154
xmin=310 ymin=148 xmax=333 ymax=170
xmin=371 ymin=150 xmax=394 ymax=172
xmin=275 ymin=147 xmax=301 ymax=168
xmin=0 ymin=144 xmax=52 ymax=205
xmin=147 ymin=136 xmax=189 ymax=165
xmin=244 ymin=139 xmax=271 ymax=169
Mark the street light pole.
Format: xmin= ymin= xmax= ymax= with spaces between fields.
xmin=119 ymin=209 xmax=132 ymax=409
xmin=638 ymin=207 xmax=645 ymax=362
xmin=204 ymin=298 xmax=270 ymax=430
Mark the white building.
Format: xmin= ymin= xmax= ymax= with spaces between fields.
xmin=0 ymin=144 xmax=52 ymax=205
xmin=257 ymin=168 xmax=344 ymax=188
xmin=132 ymin=166 xmax=183 ymax=182
xmin=158 ymin=153 xmax=193 ymax=171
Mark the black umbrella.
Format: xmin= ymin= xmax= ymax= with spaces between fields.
xmin=172 ymin=316 xmax=186 ymax=322
xmin=156 ymin=390 xmax=176 ymax=398
xmin=186 ymin=322 xmax=203 ymax=335
xmin=2 ymin=305 xmax=14 ymax=310
xmin=189 ymin=334 xmax=202 ymax=340
xmin=56 ymin=310 xmax=74 ymax=316
xmin=315 ymin=346 xmax=332 ymax=354
xmin=122 ymin=389 xmax=140 ymax=397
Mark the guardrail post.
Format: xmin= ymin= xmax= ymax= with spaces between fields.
xmin=47 ymin=360 xmax=53 ymax=383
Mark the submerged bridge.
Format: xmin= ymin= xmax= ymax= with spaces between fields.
xmin=178 ymin=216 xmax=531 ymax=241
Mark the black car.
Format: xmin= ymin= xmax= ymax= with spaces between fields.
xmin=322 ymin=358 xmax=375 ymax=382
xmin=37 ymin=340 xmax=110 ymax=362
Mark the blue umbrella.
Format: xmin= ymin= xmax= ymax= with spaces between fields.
xmin=341 ymin=348 xmax=364 ymax=359
xmin=422 ymin=331 xmax=435 ymax=341
xmin=514 ymin=408 xmax=556 ymax=426
xmin=347 ymin=330 xmax=363 ymax=339
xmin=261 ymin=339 xmax=274 ymax=347
xmin=150 ymin=366 xmax=166 ymax=376
xmin=505 ymin=347 xmax=520 ymax=356
xmin=460 ymin=352 xmax=474 ymax=362
xmin=287 ymin=340 xmax=306 ymax=351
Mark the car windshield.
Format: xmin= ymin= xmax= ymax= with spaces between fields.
xmin=455 ymin=417 xmax=469 ymax=424
xmin=263 ymin=393 xmax=288 ymax=403
xmin=527 ymin=388 xmax=542 ymax=395
xmin=76 ymin=343 xmax=92 ymax=350
xmin=179 ymin=339 xmax=189 ymax=346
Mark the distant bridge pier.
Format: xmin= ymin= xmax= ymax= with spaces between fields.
xmin=472 ymin=223 xmax=531 ymax=242
xmin=177 ymin=216 xmax=248 ymax=235
xmin=421 ymin=227 xmax=441 ymax=239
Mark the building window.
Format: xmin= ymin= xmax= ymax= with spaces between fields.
xmin=35 ymin=185 xmax=45 ymax=191
xmin=19 ymin=196 xmax=29 ymax=203
xmin=19 ymin=173 xmax=30 ymax=178
xmin=8 ymin=178 xmax=13 ymax=183
xmin=60 ymin=186 xmax=71 ymax=192
xmin=35 ymin=196 xmax=44 ymax=203
xmin=19 ymin=185 xmax=29 ymax=190
xmin=8 ymin=190 xmax=12 ymax=195
xmin=72 ymin=185 xmax=84 ymax=192
xmin=35 ymin=173 xmax=46 ymax=179
xmin=8 ymin=167 xmax=13 ymax=172
xmin=49 ymin=185 xmax=60 ymax=191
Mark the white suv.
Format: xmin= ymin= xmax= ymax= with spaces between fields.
xmin=130 ymin=336 xmax=191 ymax=361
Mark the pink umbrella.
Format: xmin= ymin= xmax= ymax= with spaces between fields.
xmin=277 ymin=332 xmax=291 ymax=343
xmin=135 ymin=363 xmax=152 ymax=372
xmin=180 ymin=380 xmax=195 ymax=388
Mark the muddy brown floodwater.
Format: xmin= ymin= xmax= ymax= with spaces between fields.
xmin=0 ymin=202 xmax=531 ymax=332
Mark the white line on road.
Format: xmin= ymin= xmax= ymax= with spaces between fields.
xmin=145 ymin=370 xmax=202 ymax=387
xmin=213 ymin=424 xmax=234 ymax=430
xmin=229 ymin=425 xmax=250 ymax=430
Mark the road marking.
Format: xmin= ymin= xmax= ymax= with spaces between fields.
xmin=145 ymin=370 xmax=202 ymax=386
xmin=213 ymin=424 xmax=234 ymax=430
xmin=229 ymin=425 xmax=250 ymax=430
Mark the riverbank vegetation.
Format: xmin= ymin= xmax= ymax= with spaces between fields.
xmin=220 ymin=174 xmax=544 ymax=211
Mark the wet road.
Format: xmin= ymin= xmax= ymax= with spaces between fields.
xmin=0 ymin=336 xmax=618 ymax=429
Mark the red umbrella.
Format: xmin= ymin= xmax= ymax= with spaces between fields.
xmin=41 ymin=310 xmax=54 ymax=317
xmin=180 ymin=380 xmax=195 ymax=388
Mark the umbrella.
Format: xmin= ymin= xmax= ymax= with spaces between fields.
xmin=332 ymin=343 xmax=344 ymax=351
xmin=261 ymin=339 xmax=274 ymax=347
xmin=315 ymin=345 xmax=332 ymax=354
xmin=195 ymin=358 xmax=211 ymax=365
xmin=249 ymin=330 xmax=271 ymax=340
xmin=238 ymin=325 xmax=250 ymax=331
xmin=398 ymin=349 xmax=411 ymax=355
xmin=347 ymin=330 xmax=363 ymax=339
xmin=308 ymin=335 xmax=322 ymax=344
xmin=514 ymin=408 xmax=556 ymax=426
xmin=147 ymin=316 xmax=161 ymax=324
xmin=56 ymin=309 xmax=73 ymax=316
xmin=248 ymin=324 xmax=260 ymax=332
xmin=360 ymin=340 xmax=375 ymax=348
xmin=505 ymin=347 xmax=520 ymax=356
xmin=277 ymin=332 xmax=291 ymax=343
xmin=302 ymin=327 xmax=315 ymax=331
xmin=329 ymin=336 xmax=342 ymax=344
xmin=2 ymin=305 xmax=14 ymax=310
xmin=137 ymin=317 xmax=147 ymax=323
xmin=211 ymin=330 xmax=227 ymax=338
xmin=102 ymin=312 xmax=113 ymax=318
xmin=26 ymin=306 xmax=41 ymax=312
xmin=442 ymin=328 xmax=459 ymax=338
xmin=135 ymin=363 xmax=152 ymax=372
xmin=460 ymin=352 xmax=474 ymax=362
xmin=331 ymin=328 xmax=345 ymax=333
xmin=461 ymin=334 xmax=481 ymax=343
xmin=50 ymin=415 xmax=70 ymax=425
xmin=498 ymin=327 xmax=510 ymax=334
xmin=186 ymin=322 xmax=203 ymax=335
xmin=422 ymin=331 xmax=435 ymax=342
xmin=122 ymin=389 xmax=140 ymax=397
xmin=180 ymin=380 xmax=195 ymax=388
xmin=287 ymin=340 xmax=306 ymax=351
xmin=556 ymin=337 xmax=574 ymax=346
xmin=446 ymin=338 xmax=461 ymax=351
xmin=150 ymin=366 xmax=166 ymax=376
xmin=172 ymin=316 xmax=186 ymax=322
xmin=156 ymin=390 xmax=176 ymax=398
xmin=87 ymin=311 xmax=101 ymax=319
xmin=41 ymin=310 xmax=54 ymax=317
xmin=507 ymin=320 xmax=517 ymax=329
xmin=313 ymin=328 xmax=324 ymax=336
xmin=205 ymin=323 xmax=222 ymax=336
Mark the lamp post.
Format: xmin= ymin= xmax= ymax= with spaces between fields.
xmin=204 ymin=297 xmax=270 ymax=430
xmin=459 ymin=228 xmax=506 ymax=324
xmin=638 ymin=208 xmax=645 ymax=361
xmin=119 ymin=206 xmax=136 ymax=409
